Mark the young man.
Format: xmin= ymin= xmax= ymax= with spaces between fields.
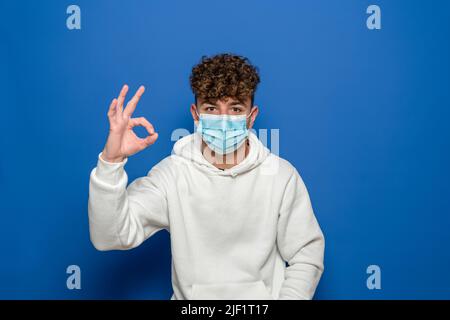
xmin=88 ymin=53 xmax=325 ymax=300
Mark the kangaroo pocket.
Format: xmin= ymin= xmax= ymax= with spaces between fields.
xmin=190 ymin=280 xmax=274 ymax=300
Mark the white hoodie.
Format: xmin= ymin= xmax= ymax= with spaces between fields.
xmin=88 ymin=131 xmax=325 ymax=300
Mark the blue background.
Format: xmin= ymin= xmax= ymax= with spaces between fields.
xmin=1 ymin=0 xmax=449 ymax=299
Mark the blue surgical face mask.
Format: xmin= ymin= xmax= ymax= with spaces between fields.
xmin=195 ymin=111 xmax=252 ymax=155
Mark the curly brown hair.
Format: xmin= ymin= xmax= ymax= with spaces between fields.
xmin=190 ymin=53 xmax=260 ymax=107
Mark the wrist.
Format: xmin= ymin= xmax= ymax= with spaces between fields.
xmin=100 ymin=151 xmax=125 ymax=163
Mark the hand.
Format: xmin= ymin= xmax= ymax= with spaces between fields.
xmin=101 ymin=84 xmax=158 ymax=163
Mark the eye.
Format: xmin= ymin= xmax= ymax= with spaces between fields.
xmin=206 ymin=106 xmax=216 ymax=111
xmin=231 ymin=106 xmax=243 ymax=113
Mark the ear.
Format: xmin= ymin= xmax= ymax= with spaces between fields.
xmin=190 ymin=103 xmax=200 ymax=124
xmin=247 ymin=105 xmax=259 ymax=130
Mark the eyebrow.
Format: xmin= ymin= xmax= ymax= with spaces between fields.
xmin=199 ymin=98 xmax=249 ymax=109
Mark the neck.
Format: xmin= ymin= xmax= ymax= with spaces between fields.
xmin=201 ymin=139 xmax=250 ymax=170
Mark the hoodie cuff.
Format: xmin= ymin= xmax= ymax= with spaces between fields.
xmin=95 ymin=151 xmax=129 ymax=185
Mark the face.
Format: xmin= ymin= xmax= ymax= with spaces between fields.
xmin=190 ymin=96 xmax=259 ymax=130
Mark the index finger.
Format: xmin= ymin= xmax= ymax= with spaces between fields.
xmin=123 ymin=85 xmax=146 ymax=117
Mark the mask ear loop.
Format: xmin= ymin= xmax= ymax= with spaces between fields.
xmin=194 ymin=106 xmax=201 ymax=132
xmin=195 ymin=105 xmax=200 ymax=118
xmin=246 ymin=106 xmax=256 ymax=119
xmin=244 ymin=107 xmax=254 ymax=148
xmin=194 ymin=106 xmax=202 ymax=127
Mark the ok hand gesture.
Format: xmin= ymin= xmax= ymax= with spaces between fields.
xmin=101 ymin=84 xmax=158 ymax=163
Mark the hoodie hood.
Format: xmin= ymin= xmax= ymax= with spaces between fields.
xmin=172 ymin=130 xmax=270 ymax=177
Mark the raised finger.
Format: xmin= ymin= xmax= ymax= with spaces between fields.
xmin=116 ymin=84 xmax=129 ymax=114
xmin=123 ymin=85 xmax=145 ymax=118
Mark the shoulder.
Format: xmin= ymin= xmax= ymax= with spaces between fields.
xmin=263 ymin=153 xmax=298 ymax=178
xmin=146 ymin=155 xmax=176 ymax=176
xmin=263 ymin=153 xmax=310 ymax=191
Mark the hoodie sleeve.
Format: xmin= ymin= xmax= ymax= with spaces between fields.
xmin=276 ymin=168 xmax=325 ymax=300
xmin=87 ymin=152 xmax=169 ymax=251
